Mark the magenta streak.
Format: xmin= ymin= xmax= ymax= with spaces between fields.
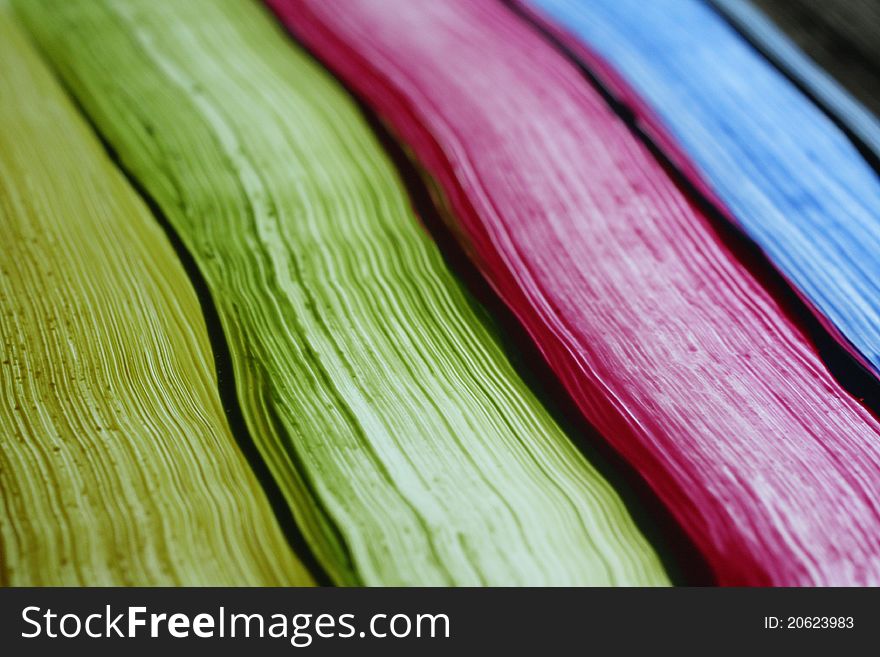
xmin=269 ymin=0 xmax=880 ymax=585
xmin=515 ymin=0 xmax=875 ymax=376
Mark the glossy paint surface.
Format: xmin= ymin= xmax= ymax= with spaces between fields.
xmin=16 ymin=0 xmax=669 ymax=586
xmin=0 ymin=4 xmax=310 ymax=586
xmin=526 ymin=0 xmax=880 ymax=379
xmin=273 ymin=0 xmax=880 ymax=584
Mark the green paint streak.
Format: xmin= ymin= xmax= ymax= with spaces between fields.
xmin=0 ymin=2 xmax=311 ymax=586
xmin=17 ymin=0 xmax=670 ymax=585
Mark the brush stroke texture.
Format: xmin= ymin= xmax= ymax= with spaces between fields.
xmin=274 ymin=0 xmax=880 ymax=585
xmin=708 ymin=0 xmax=880 ymax=163
xmin=16 ymin=0 xmax=669 ymax=586
xmin=0 ymin=4 xmax=310 ymax=586
xmin=524 ymin=0 xmax=880 ymax=380
xmin=744 ymin=0 xmax=880 ymax=117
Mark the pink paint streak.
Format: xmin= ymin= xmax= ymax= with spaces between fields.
xmin=269 ymin=0 xmax=880 ymax=585
xmin=514 ymin=0 xmax=877 ymax=377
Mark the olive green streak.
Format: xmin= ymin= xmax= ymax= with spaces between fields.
xmin=17 ymin=0 xmax=670 ymax=585
xmin=0 ymin=2 xmax=311 ymax=586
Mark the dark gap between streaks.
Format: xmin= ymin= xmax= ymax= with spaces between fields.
xmin=45 ymin=0 xmax=880 ymax=587
xmin=270 ymin=5 xmax=718 ymax=585
xmin=706 ymin=0 xmax=880 ymax=180
xmin=731 ymin=0 xmax=880 ymax=119
xmin=30 ymin=0 xmax=880 ymax=587
xmin=502 ymin=0 xmax=880 ymax=415
xmin=23 ymin=30 xmax=338 ymax=586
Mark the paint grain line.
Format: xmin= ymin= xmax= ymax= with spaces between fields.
xmin=737 ymin=0 xmax=880 ymax=119
xmin=705 ymin=0 xmax=880 ymax=186
xmin=273 ymin=0 xmax=880 ymax=585
xmin=17 ymin=0 xmax=670 ymax=586
xmin=0 ymin=4 xmax=312 ymax=586
xmin=524 ymin=0 xmax=880 ymax=385
xmin=504 ymin=0 xmax=880 ymax=417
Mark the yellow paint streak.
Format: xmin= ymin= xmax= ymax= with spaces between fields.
xmin=0 ymin=6 xmax=312 ymax=586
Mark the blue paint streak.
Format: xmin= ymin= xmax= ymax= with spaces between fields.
xmin=527 ymin=0 xmax=880 ymax=373
xmin=711 ymin=0 xmax=880 ymax=156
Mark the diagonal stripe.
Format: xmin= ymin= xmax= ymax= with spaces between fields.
xmin=0 ymin=3 xmax=311 ymax=586
xmin=273 ymin=0 xmax=880 ymax=584
xmin=15 ymin=0 xmax=669 ymax=585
